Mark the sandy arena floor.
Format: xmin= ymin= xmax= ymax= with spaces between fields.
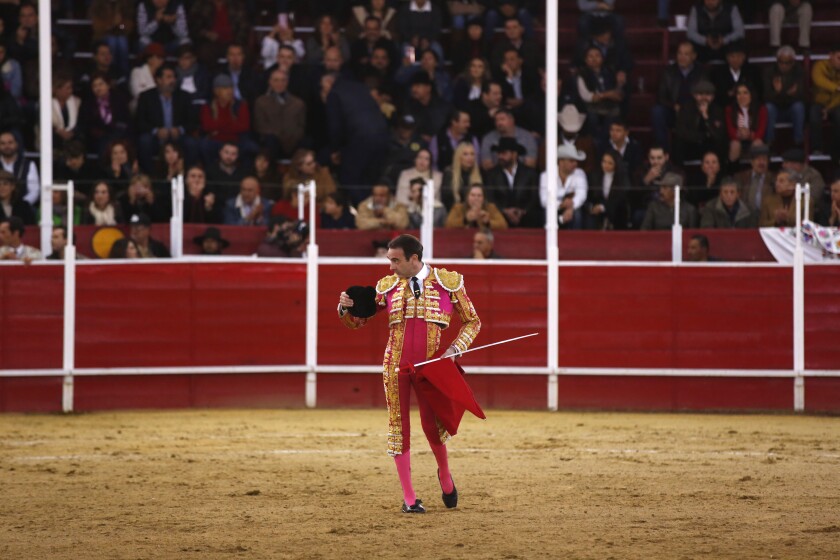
xmin=1 ymin=409 xmax=839 ymax=559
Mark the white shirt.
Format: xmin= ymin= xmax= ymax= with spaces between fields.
xmin=410 ymin=0 xmax=432 ymax=12
xmin=539 ymin=168 xmax=588 ymax=210
xmin=1 ymin=157 xmax=40 ymax=206
xmin=602 ymin=171 xmax=614 ymax=199
xmin=411 ymin=263 xmax=430 ymax=295
xmin=503 ymin=162 xmax=518 ymax=189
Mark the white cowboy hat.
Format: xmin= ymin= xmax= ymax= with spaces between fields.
xmin=557 ymin=104 xmax=587 ymax=133
xmin=556 ymin=144 xmax=586 ymax=161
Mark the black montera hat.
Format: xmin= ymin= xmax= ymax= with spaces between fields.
xmin=346 ymin=285 xmax=377 ymax=318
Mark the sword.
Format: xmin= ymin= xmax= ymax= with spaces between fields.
xmin=413 ymin=333 xmax=539 ymax=367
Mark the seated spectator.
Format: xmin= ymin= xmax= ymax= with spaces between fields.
xmin=816 ymin=175 xmax=840 ymax=227
xmin=759 ymin=169 xmax=813 ymax=227
xmin=442 ymin=141 xmax=484 ymax=210
xmin=219 ymin=44 xmax=261 ymax=109
xmin=251 ymin=150 xmax=283 ymax=203
xmin=471 ymin=228 xmax=502 ymax=259
xmin=355 ymin=183 xmax=409 ymax=230
xmin=397 ymin=0 xmax=444 ymax=62
xmin=600 ymin=119 xmax=642 ymax=180
xmin=77 ymin=42 xmax=126 ymax=94
xmin=0 ymin=170 xmax=35 ymax=225
xmin=577 ymin=0 xmax=625 ymax=42
xmin=700 ymin=176 xmax=755 ymax=228
xmin=101 ymin=139 xmax=138 ymax=191
xmin=349 ymin=0 xmax=398 ymax=41
xmin=324 ymin=73 xmax=390 ymax=204
xmin=321 ymin=191 xmax=356 ymax=229
xmin=47 ymin=226 xmax=71 ymax=260
xmin=736 ymin=144 xmax=774 ymax=213
xmin=39 ymin=188 xmax=81 ymax=228
xmin=54 ymin=141 xmax=100 ymax=193
xmin=445 ymin=184 xmax=507 ymax=229
xmin=763 ymin=46 xmax=805 ymax=148
xmin=52 ymin=74 xmax=81 ymax=153
xmin=130 ymin=43 xmax=166 ymax=106
xmin=206 ymin=142 xmax=247 ymax=199
xmin=573 ymin=16 xmax=632 ymax=112
xmin=175 ymin=45 xmax=211 ymax=105
xmin=809 ymin=47 xmax=840 ymax=161
xmin=395 ymin=148 xmax=442 ymax=207
xmin=360 ymin=46 xmax=399 ymax=106
xmin=769 ymin=1 xmax=812 ymax=51
xmin=156 ymin=141 xmax=184 ymax=184
xmin=79 ymin=72 xmax=132 ymax=158
xmin=450 ymin=19 xmax=488 ymax=77
xmin=558 ymin=104 xmax=597 ymax=175
xmin=108 ymin=237 xmax=141 ymax=259
xmin=306 ymin=14 xmax=350 ymax=66
xmin=224 ymin=176 xmax=272 ymax=227
xmin=350 ymin=14 xmax=399 ymax=77
xmin=576 ymin=46 xmax=623 ymax=143
xmin=402 ymin=72 xmax=451 ymax=142
xmin=467 ymin=81 xmax=504 ymax=139
xmin=128 ymin=212 xmax=170 ymax=257
xmin=483 ymin=137 xmax=540 ymax=227
xmin=82 ymin=181 xmax=124 ymax=225
xmin=260 ymin=22 xmax=306 ymax=72
xmin=484 ymin=1 xmax=536 ymax=41
xmin=641 ymin=172 xmax=698 ymax=230
xmin=633 ymin=145 xmax=684 ymax=227
xmin=0 ymin=44 xmax=23 ymax=102
xmin=494 ymin=47 xmax=538 ymax=111
xmin=405 ymin=176 xmax=446 ymax=229
xmin=651 ymin=41 xmax=707 ymax=150
xmin=673 ymin=80 xmax=727 ymax=166
xmin=263 ymin=45 xmax=311 ymax=105
xmin=688 ymin=150 xmax=723 ymax=208
xmin=135 ymin=64 xmax=198 ymax=174
xmin=725 ymin=83 xmax=767 ymax=165
xmin=89 ymin=0 xmax=135 ymax=78
xmin=686 ymin=0 xmax=745 ymax=62
xmin=397 ymin=49 xmax=453 ymax=104
xmin=137 ymin=0 xmax=190 ymax=55
xmin=192 ymin=226 xmax=228 ymax=255
xmin=182 ymin=165 xmax=221 ymax=224
xmin=452 ymin=57 xmax=491 ymax=112
xmin=540 ymin=145 xmax=589 ymax=229
xmin=0 ymin=216 xmax=41 ymax=261
xmin=586 ymin=149 xmax=630 ymax=230
xmin=480 ymin=108 xmax=537 ymax=170
xmin=257 ymin=217 xmax=308 ymax=258
xmin=282 ymin=148 xmax=337 ymax=205
xmin=780 ymin=148 xmax=826 ymax=215
xmin=119 ymin=174 xmax=169 ymax=223
xmin=0 ymin=133 xmax=37 ymax=208
xmin=199 ymin=74 xmax=255 ymax=166
xmin=429 ymin=109 xmax=479 ymax=173
xmin=254 ymin=69 xmax=306 ymax=162
xmin=686 ymin=234 xmax=714 ymax=262
xmin=710 ymin=41 xmax=760 ymax=110
xmin=189 ymin=0 xmax=249 ymax=67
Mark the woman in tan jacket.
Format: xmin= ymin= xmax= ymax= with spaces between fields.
xmin=445 ymin=184 xmax=507 ymax=230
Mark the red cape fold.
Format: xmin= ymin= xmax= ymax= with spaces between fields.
xmin=401 ymin=355 xmax=486 ymax=437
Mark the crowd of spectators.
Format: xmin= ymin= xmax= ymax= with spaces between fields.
xmin=0 ymin=0 xmax=839 ymax=261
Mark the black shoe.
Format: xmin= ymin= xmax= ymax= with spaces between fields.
xmin=438 ymin=469 xmax=458 ymax=509
xmin=402 ymin=499 xmax=426 ymax=513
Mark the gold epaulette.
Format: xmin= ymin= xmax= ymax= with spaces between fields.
xmin=433 ymin=268 xmax=464 ymax=292
xmin=375 ymin=274 xmax=400 ymax=294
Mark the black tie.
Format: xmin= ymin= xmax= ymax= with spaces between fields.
xmin=411 ymin=277 xmax=421 ymax=299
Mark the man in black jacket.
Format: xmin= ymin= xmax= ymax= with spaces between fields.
xmin=673 ymin=80 xmax=727 ymax=166
xmin=483 ymin=137 xmax=541 ymax=227
xmin=651 ymin=41 xmax=707 ymax=150
xmin=135 ymin=64 xmax=198 ymax=174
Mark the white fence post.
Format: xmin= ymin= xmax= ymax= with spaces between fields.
xmin=545 ymin=0 xmax=559 ymax=411
xmin=672 ymin=185 xmax=683 ymax=263
xmin=793 ymin=183 xmax=805 ymax=411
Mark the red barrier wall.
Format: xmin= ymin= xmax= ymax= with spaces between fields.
xmin=0 ymin=265 xmax=63 ymax=369
xmin=74 ymin=263 xmax=307 ymax=368
xmin=558 ymin=266 xmax=793 ymax=370
xmin=805 ymin=267 xmax=840 ymax=370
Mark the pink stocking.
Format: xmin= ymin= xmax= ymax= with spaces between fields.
xmin=430 ymin=442 xmax=454 ymax=494
xmin=394 ymin=451 xmax=416 ymax=505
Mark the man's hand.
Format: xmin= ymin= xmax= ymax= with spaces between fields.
xmin=561 ymin=207 xmax=574 ymax=224
xmin=339 ymin=291 xmax=354 ymax=311
xmin=203 ymin=192 xmax=215 ymax=210
xmin=502 ymin=207 xmax=522 ymax=226
xmin=442 ymin=346 xmax=459 ymax=361
xmin=774 ymin=207 xmax=789 ymax=225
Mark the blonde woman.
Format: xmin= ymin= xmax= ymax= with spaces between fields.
xmin=445 ymin=184 xmax=507 ymax=230
xmin=395 ymin=148 xmax=442 ymax=207
xmin=281 ymin=149 xmax=337 ymax=205
xmin=441 ymin=141 xmax=483 ymax=210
